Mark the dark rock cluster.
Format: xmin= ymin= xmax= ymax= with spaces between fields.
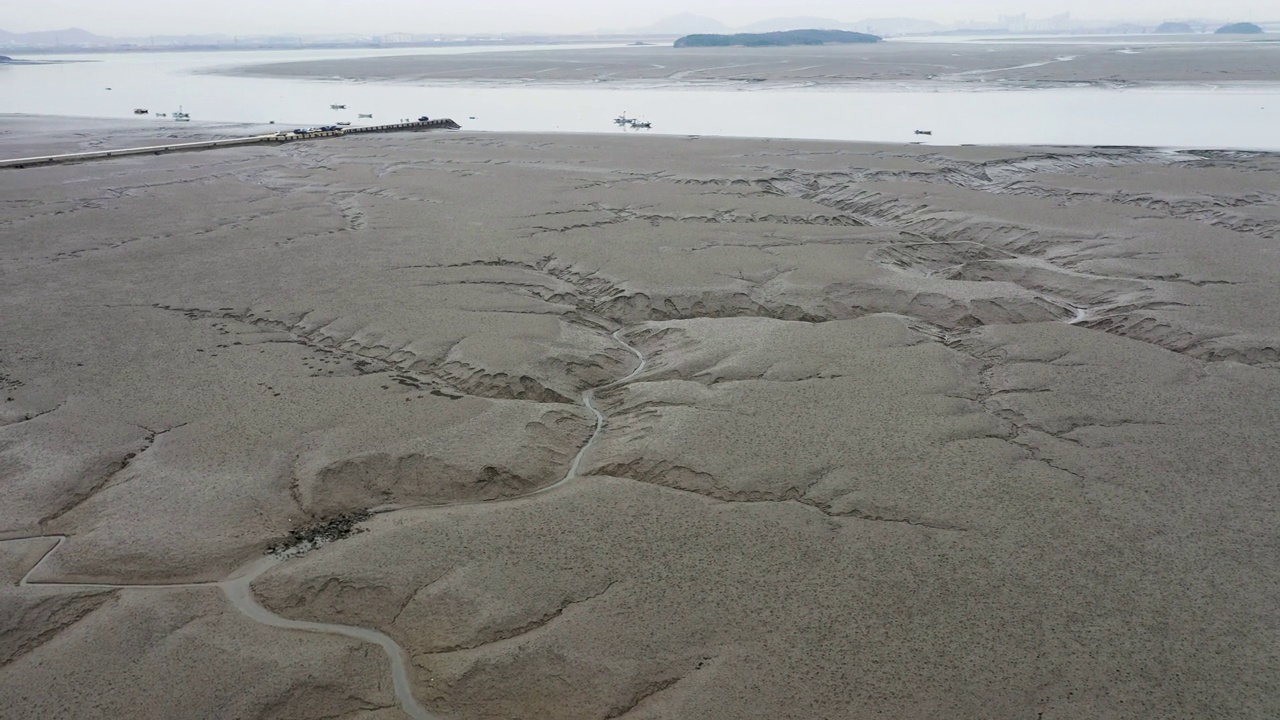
xmin=265 ymin=511 xmax=372 ymax=555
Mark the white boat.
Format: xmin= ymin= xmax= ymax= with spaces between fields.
xmin=614 ymin=113 xmax=634 ymax=126
xmin=172 ymin=106 xmax=190 ymax=122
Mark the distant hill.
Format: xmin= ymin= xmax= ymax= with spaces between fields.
xmin=675 ymin=29 xmax=881 ymax=48
xmin=622 ymin=15 xmax=942 ymax=38
xmin=737 ymin=17 xmax=851 ymax=33
xmin=634 ymin=14 xmax=730 ymax=36
xmin=1155 ymin=22 xmax=1195 ymax=33
xmin=1215 ymin=22 xmax=1264 ymax=34
xmin=0 ymin=27 xmax=114 ymax=46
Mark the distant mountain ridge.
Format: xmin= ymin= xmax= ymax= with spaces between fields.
xmin=632 ymin=13 xmax=729 ymax=36
xmin=0 ymin=27 xmax=114 ymax=46
xmin=736 ymin=17 xmax=851 ymax=33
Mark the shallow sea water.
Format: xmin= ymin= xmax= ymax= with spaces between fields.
xmin=2 ymin=44 xmax=1278 ymax=150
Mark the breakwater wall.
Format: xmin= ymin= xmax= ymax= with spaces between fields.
xmin=0 ymin=118 xmax=461 ymax=169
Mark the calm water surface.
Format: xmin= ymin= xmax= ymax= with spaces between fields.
xmin=3 ymin=45 xmax=1278 ymax=150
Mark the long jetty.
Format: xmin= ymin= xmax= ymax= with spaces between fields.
xmin=0 ymin=118 xmax=461 ymax=169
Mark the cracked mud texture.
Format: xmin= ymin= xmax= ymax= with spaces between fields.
xmin=1 ymin=116 xmax=1278 ymax=719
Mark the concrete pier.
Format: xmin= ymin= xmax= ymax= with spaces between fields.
xmin=0 ymin=118 xmax=461 ymax=169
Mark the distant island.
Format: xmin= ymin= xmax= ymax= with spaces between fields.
xmin=674 ymin=29 xmax=881 ymax=48
xmin=1154 ymin=22 xmax=1194 ymax=34
xmin=1215 ymin=22 xmax=1264 ymax=34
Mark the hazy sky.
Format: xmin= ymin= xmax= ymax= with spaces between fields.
xmin=7 ymin=0 xmax=1274 ymax=36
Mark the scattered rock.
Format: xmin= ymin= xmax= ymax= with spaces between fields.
xmin=265 ymin=510 xmax=371 ymax=556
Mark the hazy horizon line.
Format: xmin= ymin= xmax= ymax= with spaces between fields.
xmin=5 ymin=13 xmax=1275 ymax=41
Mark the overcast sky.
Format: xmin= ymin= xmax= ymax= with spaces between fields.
xmin=7 ymin=0 xmax=1273 ymax=36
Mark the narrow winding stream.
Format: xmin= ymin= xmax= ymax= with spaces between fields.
xmin=11 ymin=326 xmax=649 ymax=720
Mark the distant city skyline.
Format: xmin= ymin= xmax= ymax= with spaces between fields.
xmin=4 ymin=0 xmax=1275 ymax=37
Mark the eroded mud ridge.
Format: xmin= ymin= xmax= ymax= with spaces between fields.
xmin=1 ymin=122 xmax=1278 ymax=719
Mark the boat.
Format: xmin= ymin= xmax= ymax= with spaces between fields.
xmin=914 ymin=130 xmax=933 ymax=135
xmin=331 ymin=104 xmax=347 ymax=109
xmin=336 ymin=121 xmax=351 ymax=126
xmin=133 ymin=108 xmax=149 ymax=115
xmin=173 ymin=107 xmax=190 ymax=122
xmin=632 ymin=121 xmax=652 ymax=129
xmin=614 ymin=113 xmax=634 ymax=126
xmin=358 ymin=113 xmax=373 ymax=118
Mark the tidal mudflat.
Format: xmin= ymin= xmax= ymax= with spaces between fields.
xmin=1 ymin=119 xmax=1277 ymax=719
xmin=236 ymin=39 xmax=1280 ymax=87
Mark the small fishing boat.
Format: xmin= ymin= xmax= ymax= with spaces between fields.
xmin=336 ymin=121 xmax=351 ymax=126
xmin=331 ymin=104 xmax=347 ymax=109
xmin=358 ymin=113 xmax=373 ymax=118
xmin=914 ymin=130 xmax=933 ymax=135
xmin=133 ymin=108 xmax=149 ymax=115
xmin=632 ymin=121 xmax=652 ymax=129
xmin=173 ymin=107 xmax=190 ymax=122
xmin=614 ymin=113 xmax=634 ymax=126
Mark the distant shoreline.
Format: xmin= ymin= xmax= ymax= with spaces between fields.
xmin=0 ymin=56 xmax=81 ymax=65
xmin=6 ymin=113 xmax=1279 ymax=156
xmin=673 ymin=29 xmax=880 ymax=48
xmin=0 ymin=38 xmax=657 ymax=56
